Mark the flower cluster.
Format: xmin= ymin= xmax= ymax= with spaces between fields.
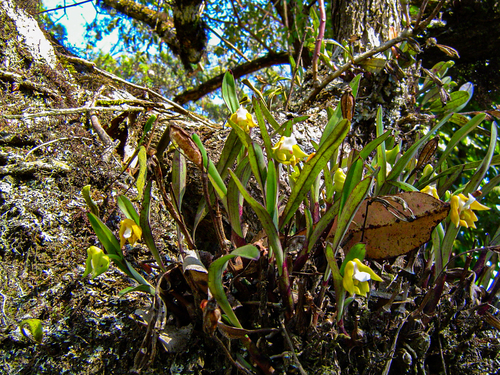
xmin=119 ymin=218 xmax=142 ymax=248
xmin=230 ymin=106 xmax=257 ymax=133
xmin=272 ymin=135 xmax=310 ymax=166
xmin=343 ymin=258 xmax=382 ymax=297
xmin=450 ymin=193 xmax=489 ymax=228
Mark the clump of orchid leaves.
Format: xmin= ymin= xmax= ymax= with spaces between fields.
xmin=82 ymin=69 xmax=499 ymax=374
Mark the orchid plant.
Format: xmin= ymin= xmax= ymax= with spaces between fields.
xmin=81 ymin=67 xmax=499 ymax=374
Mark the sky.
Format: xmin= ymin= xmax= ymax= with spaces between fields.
xmin=42 ymin=0 xmax=119 ymax=52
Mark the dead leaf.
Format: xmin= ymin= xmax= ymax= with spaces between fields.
xmin=339 ymin=191 xmax=449 ymax=259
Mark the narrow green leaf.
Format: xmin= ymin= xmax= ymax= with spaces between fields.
xmin=87 ymin=213 xmax=121 ymax=257
xmin=436 ymin=113 xmax=486 ymax=171
xmin=143 ymin=114 xmax=157 ymax=134
xmin=140 ymin=181 xmax=166 ymax=272
xmin=82 ymin=185 xmax=99 ymax=216
xmin=208 ymin=245 xmax=260 ymax=328
xmin=259 ymin=100 xmax=281 ymax=131
xmin=359 ymin=130 xmax=392 ymax=160
xmin=280 ymin=119 xmax=350 ymax=230
xmin=119 ymin=284 xmax=155 ymax=296
xmin=117 ymin=196 xmax=140 ymax=225
xmin=319 ymin=105 xmax=343 ymax=146
xmin=253 ymin=98 xmax=273 ymax=157
xmin=172 ymin=149 xmax=187 ymax=208
xmin=324 ymin=242 xmax=345 ymax=322
xmin=192 ymin=133 xmax=228 ymax=198
xmin=330 ymin=176 xmax=375 ymax=256
xmin=387 ymin=180 xmax=419 ymax=191
xmin=136 ymin=146 xmax=147 ymax=200
xmin=381 ymin=113 xmax=452 ymax=195
xmin=349 ymin=74 xmax=363 ymax=98
xmin=227 ymin=159 xmax=252 ymax=237
xmin=464 ymin=121 xmax=498 ymax=195
xmin=216 ymin=129 xmax=242 ymax=178
xmin=229 ymin=170 xmax=284 ymax=273
xmin=20 ymin=319 xmax=43 ymax=343
xmin=429 ymin=91 xmax=470 ymax=113
xmin=481 ymin=173 xmax=500 ymax=198
xmin=340 ymin=158 xmax=363 ymax=213
xmin=266 ymin=161 xmax=278 ymax=226
xmin=307 ymin=200 xmax=340 ymax=253
xmin=222 ymin=71 xmax=239 ymax=113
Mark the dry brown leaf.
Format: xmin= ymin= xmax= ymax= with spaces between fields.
xmin=341 ymin=191 xmax=449 ymax=259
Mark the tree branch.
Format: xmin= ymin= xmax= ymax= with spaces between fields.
xmin=174 ymin=52 xmax=290 ymax=105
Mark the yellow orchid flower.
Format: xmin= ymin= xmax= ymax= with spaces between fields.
xmin=229 ymin=106 xmax=257 ymax=133
xmin=343 ymin=258 xmax=382 ymax=297
xmin=119 ymin=218 xmax=142 ymax=248
xmin=421 ymin=185 xmax=439 ymax=200
xmin=83 ymin=246 xmax=110 ymax=279
xmin=450 ymin=193 xmax=490 ymax=228
xmin=272 ymin=135 xmax=309 ymax=166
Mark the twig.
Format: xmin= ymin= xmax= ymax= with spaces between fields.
xmin=60 ymin=55 xmax=215 ymax=128
xmin=381 ymin=315 xmax=408 ymax=375
xmin=299 ymin=29 xmax=412 ymax=110
xmin=280 ymin=321 xmax=307 ymax=375
xmin=285 ymin=28 xmax=308 ymax=111
xmin=207 ymin=25 xmax=251 ymax=62
xmin=38 ymin=0 xmax=94 ymax=14
xmin=24 ymin=136 xmax=92 ymax=160
xmin=214 ymin=335 xmax=255 ymax=375
xmin=312 ymin=0 xmax=326 ymax=83
xmin=438 ymin=333 xmax=448 ymax=375
xmin=2 ymin=106 xmax=145 ymax=119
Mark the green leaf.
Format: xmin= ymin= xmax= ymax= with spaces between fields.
xmin=381 ymin=113 xmax=452 ymax=195
xmin=324 ymin=243 xmax=345 ymax=322
xmin=227 ymin=159 xmax=252 ymax=237
xmin=229 ymin=169 xmax=284 ymax=273
xmin=119 ymin=284 xmax=155 ymax=296
xmin=140 ymin=181 xmax=166 ymax=272
xmin=172 ymin=149 xmax=187 ymax=208
xmin=436 ymin=113 xmax=486 ymax=171
xmin=222 ymin=71 xmax=239 ymax=113
xmin=20 ymin=319 xmax=43 ymax=343
xmin=429 ymin=91 xmax=470 ymax=113
xmin=253 ymin=98 xmax=273 ymax=157
xmin=216 ymin=129 xmax=242 ymax=178
xmin=280 ymin=119 xmax=350 ymax=230
xmin=143 ymin=114 xmax=156 ymax=134
xmin=259 ymin=99 xmax=281 ymax=132
xmin=82 ymin=185 xmax=99 ymax=216
xmin=307 ymin=200 xmax=340 ymax=253
xmin=340 ymin=158 xmax=363 ymax=213
xmin=464 ymin=121 xmax=498 ymax=195
xmin=330 ymin=176 xmax=375 ymax=256
xmin=319 ymin=105 xmax=343 ymax=146
xmin=136 ymin=146 xmax=147 ymax=200
xmin=266 ymin=161 xmax=278 ymax=226
xmin=87 ymin=213 xmax=121 ymax=258
xmin=117 ymin=196 xmax=140 ymax=225
xmin=349 ymin=74 xmax=363 ymax=98
xmin=387 ymin=180 xmax=419 ymax=191
xmin=208 ymin=245 xmax=260 ymax=328
xmin=192 ymin=133 xmax=228 ymax=199
xmin=359 ymin=130 xmax=392 ymax=160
